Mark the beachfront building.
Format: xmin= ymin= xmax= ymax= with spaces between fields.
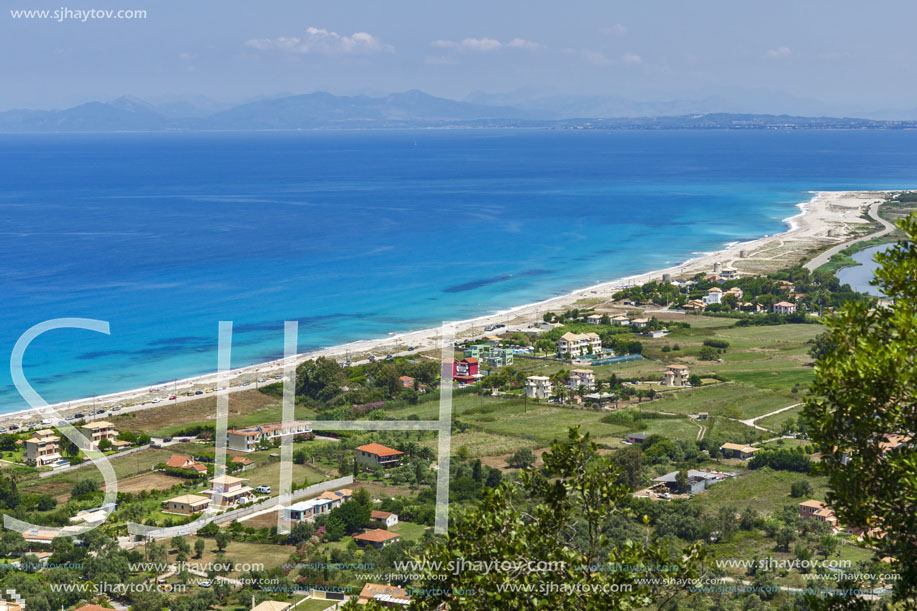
xmin=773 ymin=301 xmax=797 ymax=314
xmin=567 ymin=369 xmax=596 ymax=391
xmin=355 ymin=443 xmax=404 ymax=469
xmin=353 ymin=528 xmax=400 ymax=549
xmin=662 ymin=364 xmax=690 ymax=387
xmin=446 ymin=357 xmax=480 ymax=384
xmin=371 ymin=510 xmax=399 ymax=528
xmin=720 ymin=266 xmax=738 ymax=280
xmin=483 ymin=348 xmax=514 ymax=368
xmin=284 ymin=497 xmax=334 ymax=522
xmin=226 ymin=420 xmax=312 ymax=452
xmin=162 ymin=494 xmax=211 ymax=515
xmin=720 ymin=443 xmax=760 ymax=460
xmin=556 ymin=332 xmax=602 ymax=358
xmin=209 ymin=475 xmax=253 ymax=506
xmin=524 ymin=376 xmax=552 ymax=399
xmin=799 ymin=500 xmax=837 ymax=527
xmin=357 ymin=583 xmax=411 ymax=607
xmin=23 ymin=429 xmax=61 ymax=466
xmin=76 ymin=421 xmax=118 ymax=450
xmin=703 ymin=287 xmax=723 ymax=306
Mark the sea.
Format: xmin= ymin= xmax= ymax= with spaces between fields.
xmin=1 ymin=129 xmax=916 ymax=412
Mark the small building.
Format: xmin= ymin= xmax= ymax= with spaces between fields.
xmin=720 ymin=266 xmax=738 ymax=280
xmin=662 ymin=364 xmax=690 ymax=387
xmin=720 ymin=443 xmax=760 ymax=460
xmin=524 ymin=376 xmax=552 ymax=400
xmin=556 ymin=332 xmax=602 ymax=358
xmin=371 ymin=510 xmax=399 ymax=528
xmin=703 ymin=287 xmax=723 ymax=306
xmin=316 ymin=488 xmax=352 ymax=508
xmin=586 ymin=315 xmax=603 ymax=325
xmin=209 ymin=475 xmax=253 ymax=506
xmin=162 ymin=494 xmax=211 ymax=515
xmin=630 ymin=318 xmax=650 ymax=329
xmin=567 ymin=369 xmax=596 ymax=391
xmin=165 ymin=454 xmax=208 ymax=474
xmin=355 ymin=443 xmax=404 ymax=469
xmin=232 ymin=456 xmax=255 ymax=470
xmin=653 ymin=470 xmax=728 ymax=495
xmin=773 ymin=301 xmax=797 ymax=314
xmin=625 ymin=432 xmax=647 ymax=445
xmin=23 ymin=429 xmax=61 ymax=466
xmin=451 ymin=357 xmax=480 ymax=384
xmin=353 ymin=528 xmax=400 ymax=548
xmin=226 ymin=420 xmax=312 ymax=452
xmin=725 ymin=286 xmax=744 ymax=300
xmin=398 ymin=376 xmax=416 ymax=389
xmin=250 ymin=602 xmax=292 ymax=611
xmin=697 ymin=412 xmax=708 ymax=420
xmin=284 ymin=497 xmax=334 ymax=522
xmin=799 ymin=500 xmax=837 ymax=526
xmin=483 ymin=348 xmax=514 ymax=368
xmin=357 ymin=583 xmax=411 ymax=607
xmin=76 ymin=420 xmax=118 ymax=450
xmin=612 ymin=315 xmax=630 ymax=326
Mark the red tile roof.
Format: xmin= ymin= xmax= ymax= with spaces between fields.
xmin=356 ymin=443 xmax=403 ymax=457
xmin=354 ymin=528 xmax=400 ymax=543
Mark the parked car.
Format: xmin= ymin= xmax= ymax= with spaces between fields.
xmin=255 ymin=485 xmax=271 ymax=495
xmin=168 ymin=396 xmax=177 ymax=400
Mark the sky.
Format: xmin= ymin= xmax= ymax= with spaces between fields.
xmin=2 ymin=0 xmax=916 ymax=115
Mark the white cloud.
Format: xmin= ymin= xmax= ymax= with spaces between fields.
xmin=763 ymin=46 xmax=792 ymax=60
xmin=245 ymin=27 xmax=394 ymax=56
xmin=621 ymin=52 xmax=643 ymax=65
xmin=566 ymin=49 xmax=644 ymax=67
xmin=431 ymin=37 xmax=543 ymax=53
xmin=600 ymin=24 xmax=628 ymax=36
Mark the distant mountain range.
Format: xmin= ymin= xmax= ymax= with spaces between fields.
xmin=1 ymin=90 xmax=916 ymax=132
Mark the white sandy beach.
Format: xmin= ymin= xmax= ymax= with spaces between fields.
xmin=0 ymin=190 xmax=894 ymax=428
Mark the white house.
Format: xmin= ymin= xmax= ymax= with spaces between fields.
xmin=567 ymin=369 xmax=596 ymax=391
xmin=371 ymin=510 xmax=399 ymax=528
xmin=703 ymin=287 xmax=722 ymax=305
xmin=226 ymin=420 xmax=312 ymax=452
xmin=586 ymin=315 xmax=603 ymax=325
xmin=556 ymin=332 xmax=602 ymax=358
xmin=662 ymin=364 xmax=690 ymax=387
xmin=773 ymin=301 xmax=797 ymax=314
xmin=525 ymin=376 xmax=552 ymax=399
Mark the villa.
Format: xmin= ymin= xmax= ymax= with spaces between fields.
xmin=353 ymin=528 xmax=400 ymax=548
xmin=23 ymin=429 xmax=61 ymax=466
xmin=316 ymin=488 xmax=352 ymax=508
xmin=556 ymin=332 xmax=602 ymax=358
xmin=226 ymin=420 xmax=312 ymax=452
xmin=524 ymin=375 xmax=552 ymax=399
xmin=357 ymin=583 xmax=411 ymax=607
xmin=165 ymin=454 xmax=208 ymax=474
xmin=371 ymin=510 xmax=399 ymax=528
xmin=799 ymin=500 xmax=837 ymax=527
xmin=725 ymin=286 xmax=744 ymax=300
xmin=720 ymin=266 xmax=738 ymax=279
xmin=631 ymin=318 xmax=649 ymax=329
xmin=355 ymin=443 xmax=404 ymax=469
xmin=76 ymin=421 xmax=118 ymax=450
xmin=162 ymin=494 xmax=211 ymax=515
xmin=586 ymin=314 xmax=603 ymax=324
xmin=773 ymin=301 xmax=797 ymax=314
xmin=720 ymin=443 xmax=760 ymax=460
xmin=703 ymin=287 xmax=723 ymax=306
xmin=567 ymin=368 xmax=596 ymax=391
xmin=612 ymin=315 xmax=631 ymax=326
xmin=209 ymin=474 xmax=253 ymax=506
xmin=662 ymin=364 xmax=690 ymax=387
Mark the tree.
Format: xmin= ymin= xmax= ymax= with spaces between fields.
xmin=507 ymin=448 xmax=535 ymax=469
xmin=818 ymin=534 xmax=838 ymax=559
xmin=408 ymin=428 xmax=704 ymax=610
xmin=775 ymin=525 xmax=796 ymax=551
xmin=698 ymin=346 xmax=718 ymax=361
xmin=214 ymin=530 xmax=230 ymax=552
xmin=609 ymin=445 xmax=643 ymax=490
xmin=194 ymin=538 xmax=205 ymax=559
xmin=790 ymin=480 xmax=813 ymax=498
xmin=674 ymin=469 xmax=690 ymax=494
xmin=803 ymin=215 xmax=917 ymax=602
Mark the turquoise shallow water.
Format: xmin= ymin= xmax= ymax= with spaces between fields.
xmin=1 ymin=129 xmax=916 ymax=411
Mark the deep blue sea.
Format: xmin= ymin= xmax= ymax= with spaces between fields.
xmin=1 ymin=129 xmax=916 ymax=412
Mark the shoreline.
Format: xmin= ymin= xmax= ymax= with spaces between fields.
xmin=0 ymin=190 xmax=893 ymax=427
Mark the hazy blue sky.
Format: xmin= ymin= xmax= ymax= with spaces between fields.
xmin=2 ymin=0 xmax=915 ymax=113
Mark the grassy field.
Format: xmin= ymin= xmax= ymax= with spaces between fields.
xmin=690 ymin=468 xmax=830 ymax=516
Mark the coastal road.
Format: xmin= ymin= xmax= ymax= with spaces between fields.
xmin=804 ymin=200 xmax=895 ymax=272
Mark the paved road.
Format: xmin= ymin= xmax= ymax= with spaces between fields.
xmin=805 ymin=201 xmax=895 ymax=271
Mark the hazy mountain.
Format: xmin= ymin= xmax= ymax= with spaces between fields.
xmin=0 ymin=90 xmax=913 ymax=132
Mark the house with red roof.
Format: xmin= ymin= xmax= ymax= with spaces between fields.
xmin=355 ymin=443 xmax=404 ymax=469
xmin=353 ymin=528 xmax=400 ymax=548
